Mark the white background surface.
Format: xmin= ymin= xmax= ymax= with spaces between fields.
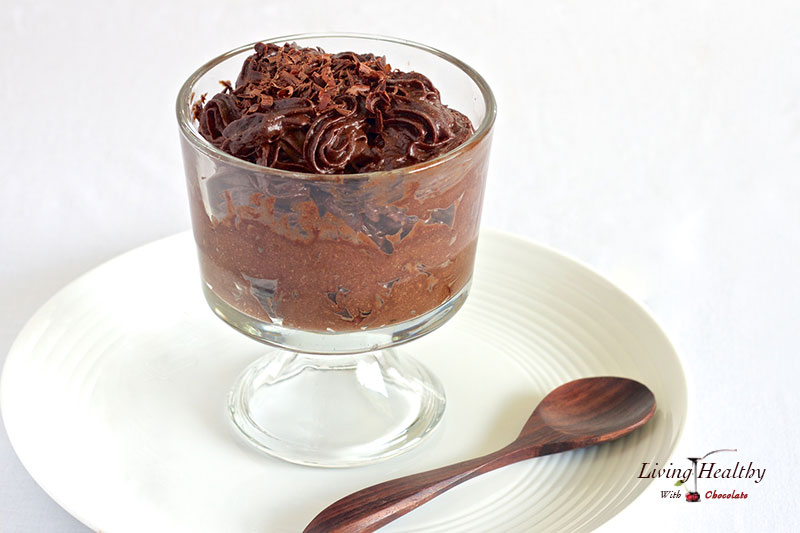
xmin=1 ymin=0 xmax=797 ymax=531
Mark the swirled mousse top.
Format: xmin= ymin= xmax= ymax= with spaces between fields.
xmin=193 ymin=42 xmax=474 ymax=174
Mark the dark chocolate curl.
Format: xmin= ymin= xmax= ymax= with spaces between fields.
xmin=198 ymin=93 xmax=242 ymax=143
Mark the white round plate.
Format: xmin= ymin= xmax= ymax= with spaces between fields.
xmin=1 ymin=229 xmax=686 ymax=532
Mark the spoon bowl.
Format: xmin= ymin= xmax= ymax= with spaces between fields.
xmin=527 ymin=376 xmax=656 ymax=439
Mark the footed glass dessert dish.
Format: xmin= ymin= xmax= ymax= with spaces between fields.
xmin=176 ymin=33 xmax=495 ymax=466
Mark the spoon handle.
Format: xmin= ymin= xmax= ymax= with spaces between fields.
xmin=303 ymin=443 xmax=546 ymax=533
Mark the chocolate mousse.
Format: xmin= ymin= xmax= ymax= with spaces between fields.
xmin=185 ymin=42 xmax=489 ymax=332
xmin=194 ymin=42 xmax=473 ymax=173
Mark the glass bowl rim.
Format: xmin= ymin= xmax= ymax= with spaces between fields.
xmin=176 ymin=32 xmax=496 ymax=181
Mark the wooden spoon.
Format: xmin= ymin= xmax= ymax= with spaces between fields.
xmin=304 ymin=376 xmax=656 ymax=533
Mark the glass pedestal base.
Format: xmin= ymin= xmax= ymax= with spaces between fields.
xmin=228 ymin=348 xmax=446 ymax=467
